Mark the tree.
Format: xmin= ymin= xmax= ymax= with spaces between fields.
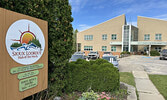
xmin=73 ymin=29 xmax=78 ymax=52
xmin=0 ymin=0 xmax=73 ymax=99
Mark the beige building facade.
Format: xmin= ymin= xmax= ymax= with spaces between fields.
xmin=77 ymin=14 xmax=167 ymax=56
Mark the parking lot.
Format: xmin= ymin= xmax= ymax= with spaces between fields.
xmin=119 ymin=55 xmax=167 ymax=75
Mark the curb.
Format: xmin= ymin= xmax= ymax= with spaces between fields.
xmin=120 ymin=82 xmax=137 ymax=100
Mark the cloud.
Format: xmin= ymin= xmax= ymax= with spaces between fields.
xmin=77 ymin=24 xmax=92 ymax=32
xmin=69 ymin=0 xmax=88 ymax=12
xmin=153 ymin=14 xmax=167 ymax=21
xmin=115 ymin=0 xmax=167 ymax=14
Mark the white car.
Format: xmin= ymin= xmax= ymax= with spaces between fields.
xmin=88 ymin=51 xmax=99 ymax=60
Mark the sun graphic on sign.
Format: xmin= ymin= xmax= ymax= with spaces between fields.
xmin=12 ymin=25 xmax=36 ymax=44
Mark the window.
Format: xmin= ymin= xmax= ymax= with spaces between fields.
xmin=84 ymin=46 xmax=93 ymax=51
xmin=144 ymin=34 xmax=150 ymax=40
xmin=84 ymin=35 xmax=93 ymax=40
xmin=102 ymin=34 xmax=107 ymax=40
xmin=155 ymin=34 xmax=161 ymax=40
xmin=77 ymin=43 xmax=81 ymax=51
xmin=102 ymin=46 xmax=107 ymax=51
xmin=144 ymin=46 xmax=149 ymax=52
xmin=155 ymin=47 xmax=161 ymax=52
xmin=111 ymin=34 xmax=117 ymax=40
xmin=111 ymin=46 xmax=116 ymax=52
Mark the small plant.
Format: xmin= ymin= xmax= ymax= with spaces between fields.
xmin=98 ymin=92 xmax=111 ymax=100
xmin=78 ymin=90 xmax=99 ymax=100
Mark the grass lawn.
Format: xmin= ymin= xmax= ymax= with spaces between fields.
xmin=149 ymin=74 xmax=167 ymax=100
xmin=119 ymin=72 xmax=135 ymax=87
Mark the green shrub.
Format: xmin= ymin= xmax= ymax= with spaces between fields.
xmin=150 ymin=51 xmax=160 ymax=56
xmin=65 ymin=59 xmax=120 ymax=93
xmin=78 ymin=90 xmax=99 ymax=100
xmin=121 ymin=51 xmax=130 ymax=55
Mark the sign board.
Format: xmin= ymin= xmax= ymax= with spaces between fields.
xmin=131 ymin=41 xmax=167 ymax=45
xmin=19 ymin=76 xmax=38 ymax=92
xmin=110 ymin=42 xmax=122 ymax=45
xmin=0 ymin=8 xmax=48 ymax=100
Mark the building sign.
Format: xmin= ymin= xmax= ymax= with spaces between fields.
xmin=10 ymin=64 xmax=43 ymax=74
xmin=131 ymin=41 xmax=167 ymax=45
xmin=18 ymin=70 xmax=39 ymax=80
xmin=0 ymin=8 xmax=48 ymax=100
xmin=110 ymin=42 xmax=122 ymax=45
xmin=19 ymin=76 xmax=38 ymax=92
xmin=6 ymin=19 xmax=45 ymax=65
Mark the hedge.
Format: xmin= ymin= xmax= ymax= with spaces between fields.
xmin=65 ymin=59 xmax=120 ymax=93
xmin=150 ymin=51 xmax=160 ymax=56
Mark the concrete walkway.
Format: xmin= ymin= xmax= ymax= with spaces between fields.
xmin=132 ymin=71 xmax=165 ymax=100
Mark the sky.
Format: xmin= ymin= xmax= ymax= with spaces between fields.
xmin=69 ymin=0 xmax=167 ymax=32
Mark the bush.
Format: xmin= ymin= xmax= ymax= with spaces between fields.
xmin=121 ymin=51 xmax=130 ymax=55
xmin=65 ymin=59 xmax=120 ymax=93
xmin=150 ymin=51 xmax=160 ymax=56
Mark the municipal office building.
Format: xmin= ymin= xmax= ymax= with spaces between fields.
xmin=77 ymin=14 xmax=167 ymax=56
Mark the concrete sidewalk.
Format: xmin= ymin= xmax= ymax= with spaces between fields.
xmin=132 ymin=71 xmax=165 ymax=100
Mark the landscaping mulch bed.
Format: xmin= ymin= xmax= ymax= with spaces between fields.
xmin=61 ymin=83 xmax=128 ymax=100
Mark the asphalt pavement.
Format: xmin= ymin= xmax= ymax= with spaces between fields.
xmin=119 ymin=55 xmax=167 ymax=75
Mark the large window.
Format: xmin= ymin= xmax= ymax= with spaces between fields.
xmin=102 ymin=34 xmax=107 ymax=40
xmin=111 ymin=46 xmax=116 ymax=52
xmin=111 ymin=34 xmax=117 ymax=40
xmin=84 ymin=35 xmax=93 ymax=40
xmin=155 ymin=34 xmax=161 ymax=40
xmin=155 ymin=47 xmax=161 ymax=52
xmin=102 ymin=46 xmax=107 ymax=51
xmin=84 ymin=46 xmax=93 ymax=51
xmin=144 ymin=34 xmax=150 ymax=40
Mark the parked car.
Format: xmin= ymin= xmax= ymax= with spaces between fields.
xmin=88 ymin=51 xmax=99 ymax=60
xmin=102 ymin=55 xmax=119 ymax=69
xmin=69 ymin=52 xmax=86 ymax=62
xmin=103 ymin=52 xmax=113 ymax=56
xmin=74 ymin=51 xmax=85 ymax=55
xmin=160 ymin=49 xmax=167 ymax=60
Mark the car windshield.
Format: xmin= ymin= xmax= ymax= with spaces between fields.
xmin=102 ymin=56 xmax=117 ymax=61
xmin=90 ymin=52 xmax=97 ymax=54
xmin=71 ymin=55 xmax=83 ymax=60
xmin=162 ymin=50 xmax=167 ymax=53
xmin=104 ymin=52 xmax=111 ymax=54
xmin=75 ymin=52 xmax=84 ymax=55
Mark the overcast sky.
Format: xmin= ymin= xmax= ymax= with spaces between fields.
xmin=69 ymin=0 xmax=167 ymax=32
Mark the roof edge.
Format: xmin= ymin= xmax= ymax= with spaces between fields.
xmin=138 ymin=16 xmax=167 ymax=22
xmin=79 ymin=14 xmax=125 ymax=33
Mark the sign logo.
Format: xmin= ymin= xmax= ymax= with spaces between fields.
xmin=6 ymin=19 xmax=45 ymax=65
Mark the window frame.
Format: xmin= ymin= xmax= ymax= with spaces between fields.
xmin=155 ymin=34 xmax=162 ymax=40
xmin=102 ymin=34 xmax=107 ymax=40
xmin=84 ymin=46 xmax=93 ymax=51
xmin=84 ymin=35 xmax=93 ymax=40
xmin=102 ymin=46 xmax=107 ymax=51
xmin=111 ymin=46 xmax=116 ymax=52
xmin=111 ymin=34 xmax=117 ymax=40
xmin=144 ymin=34 xmax=150 ymax=40
xmin=155 ymin=47 xmax=161 ymax=52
